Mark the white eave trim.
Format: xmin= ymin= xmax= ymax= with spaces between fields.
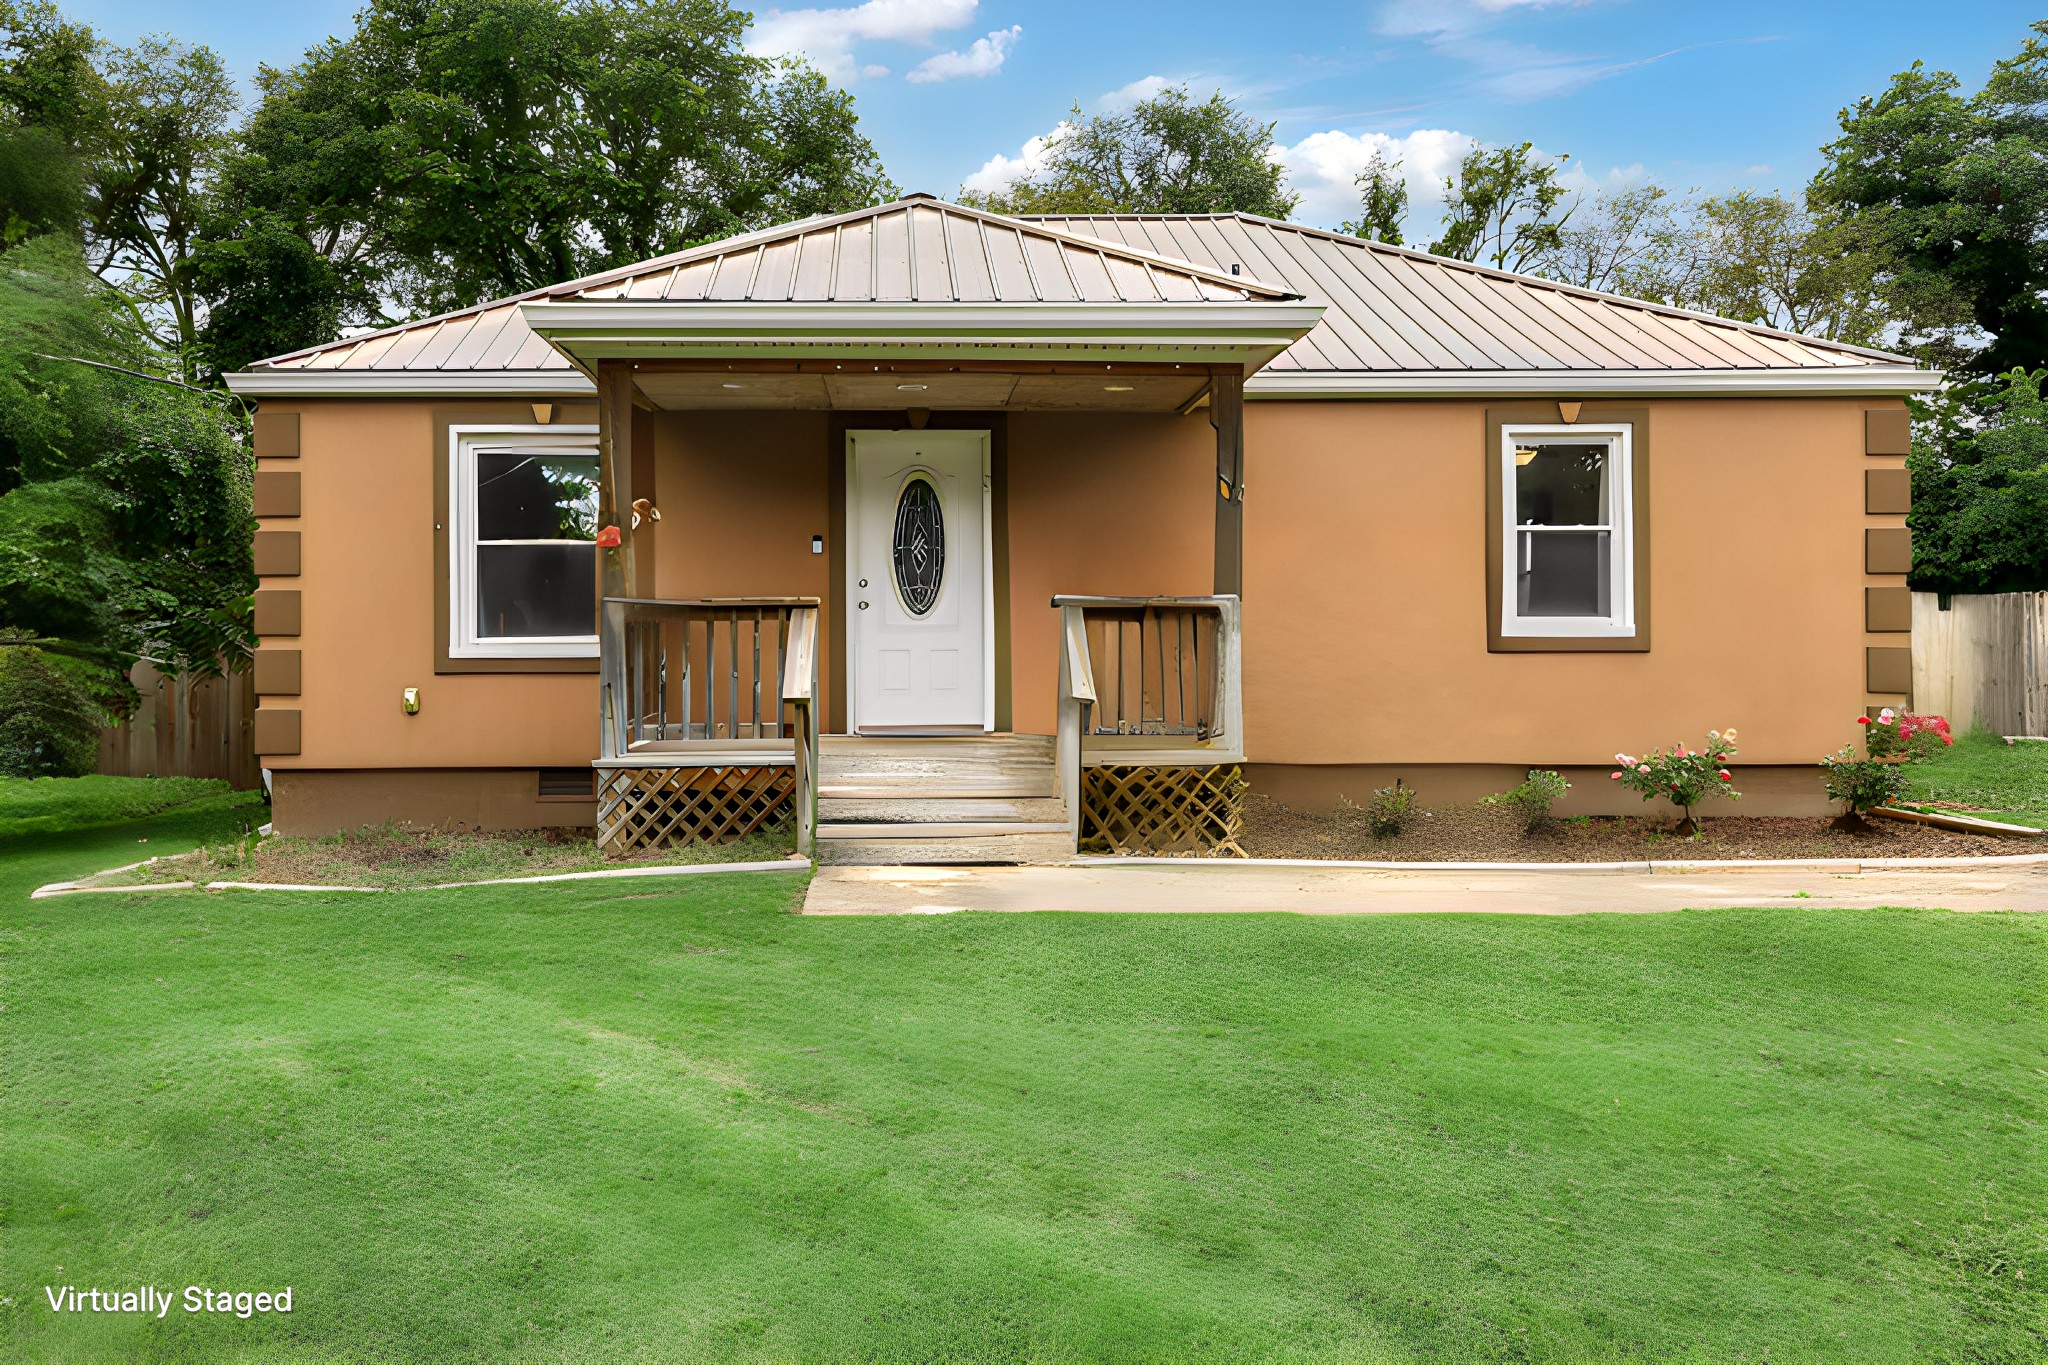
xmin=517 ymin=300 xmax=1326 ymax=351
xmin=223 ymin=368 xmax=595 ymax=397
xmin=1246 ymin=365 xmax=1945 ymax=398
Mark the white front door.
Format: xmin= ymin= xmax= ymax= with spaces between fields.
xmin=847 ymin=429 xmax=991 ymax=732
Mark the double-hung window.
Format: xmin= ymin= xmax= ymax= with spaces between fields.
xmin=1499 ymin=424 xmax=1634 ymax=638
xmin=448 ymin=425 xmax=601 ymax=659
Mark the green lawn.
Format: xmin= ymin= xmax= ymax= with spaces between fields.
xmin=1902 ymin=731 xmax=2048 ymax=828
xmin=0 ymin=775 xmax=262 ymax=845
xmin=3 ymin=797 xmax=2043 ymax=1361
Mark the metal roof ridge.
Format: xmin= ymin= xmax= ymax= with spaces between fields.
xmin=540 ymin=196 xmax=1302 ymax=302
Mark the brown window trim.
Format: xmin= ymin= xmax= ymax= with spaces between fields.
xmin=1484 ymin=403 xmax=1651 ymax=653
xmin=434 ymin=406 xmax=602 ymax=675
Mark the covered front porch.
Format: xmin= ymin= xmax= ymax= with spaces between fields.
xmin=580 ymin=361 xmax=1253 ymax=863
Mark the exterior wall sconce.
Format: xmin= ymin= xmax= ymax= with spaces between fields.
xmin=401 ymin=687 xmax=421 ymax=715
xmin=811 ymin=535 xmax=824 ymax=555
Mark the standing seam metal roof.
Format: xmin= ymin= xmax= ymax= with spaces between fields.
xmin=1025 ymin=213 xmax=1917 ymax=373
xmin=240 ymin=197 xmax=1919 ymax=377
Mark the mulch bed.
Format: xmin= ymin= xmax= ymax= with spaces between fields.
xmin=1238 ymin=792 xmax=2027 ymax=863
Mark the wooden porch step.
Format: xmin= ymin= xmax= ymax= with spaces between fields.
xmin=815 ymin=832 xmax=1075 ymax=866
xmin=816 ymin=821 xmax=1069 ymax=840
xmin=818 ymin=734 xmax=1057 ymax=798
xmin=812 ymin=734 xmax=1067 ymax=864
xmin=819 ymin=796 xmax=1067 ymax=823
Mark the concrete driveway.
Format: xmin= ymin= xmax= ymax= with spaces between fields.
xmin=803 ymin=858 xmax=2048 ymax=916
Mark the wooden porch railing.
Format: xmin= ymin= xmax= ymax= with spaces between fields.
xmin=1053 ymin=594 xmax=1243 ymax=846
xmin=600 ymin=597 xmax=820 ymax=856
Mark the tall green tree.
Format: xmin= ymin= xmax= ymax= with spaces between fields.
xmin=84 ymin=34 xmax=238 ymax=379
xmin=1430 ymin=141 xmax=1572 ymax=272
xmin=1906 ymin=370 xmax=2048 ymax=595
xmin=0 ymin=231 xmax=253 ymax=701
xmin=1678 ymin=190 xmax=1885 ymax=344
xmin=1812 ymin=22 xmax=2048 ymax=373
xmin=1534 ymin=182 xmax=1694 ymax=298
xmin=958 ymin=86 xmax=1297 ymax=218
xmin=1339 ymin=152 xmax=1407 ymax=245
xmin=2 ymin=4 xmax=240 ymax=381
xmin=195 ymin=0 xmax=893 ymax=369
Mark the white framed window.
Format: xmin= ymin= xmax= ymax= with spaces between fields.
xmin=448 ymin=425 xmax=601 ymax=659
xmin=1499 ymin=424 xmax=1635 ymax=638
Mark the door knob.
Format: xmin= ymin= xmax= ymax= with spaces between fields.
xmin=859 ymin=600 xmax=870 ymax=610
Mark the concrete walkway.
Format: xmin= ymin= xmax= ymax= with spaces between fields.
xmin=803 ymin=860 xmax=2048 ymax=916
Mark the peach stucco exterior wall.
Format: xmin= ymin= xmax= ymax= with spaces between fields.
xmin=264 ymin=400 xmax=599 ymax=770
xmin=1006 ymin=413 xmax=1216 ymax=735
xmin=270 ymin=394 xmax=1875 ymax=776
xmin=1240 ymin=397 xmax=1870 ymax=767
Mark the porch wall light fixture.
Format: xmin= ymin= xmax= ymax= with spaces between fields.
xmin=895 ymin=382 xmax=928 ymax=392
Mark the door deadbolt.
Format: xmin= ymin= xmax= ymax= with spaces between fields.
xmin=859 ymin=577 xmax=868 ymax=587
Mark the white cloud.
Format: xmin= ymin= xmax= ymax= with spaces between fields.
xmin=960 ymin=121 xmax=1072 ymax=195
xmin=862 ymin=63 xmax=893 ymax=78
xmin=1275 ymin=128 xmax=1478 ymax=232
xmin=1744 ymin=163 xmax=1773 ymax=175
xmin=906 ymin=24 xmax=1021 ymax=83
xmin=1099 ymin=74 xmax=1171 ymax=108
xmin=749 ymin=0 xmax=979 ymax=81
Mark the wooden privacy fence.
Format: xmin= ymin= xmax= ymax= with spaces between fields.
xmin=97 ymin=660 xmax=260 ymax=788
xmin=1913 ymin=591 xmax=2048 ymax=736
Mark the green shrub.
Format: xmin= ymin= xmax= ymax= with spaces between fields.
xmin=1821 ymin=749 xmax=1911 ymax=822
xmin=1611 ymin=729 xmax=1741 ymax=832
xmin=1490 ymin=769 xmax=1570 ymax=834
xmin=1365 ymin=780 xmax=1417 ymax=838
xmin=0 ymin=645 xmax=102 ymax=777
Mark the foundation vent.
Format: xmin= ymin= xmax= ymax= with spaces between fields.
xmin=538 ymin=768 xmax=597 ymax=800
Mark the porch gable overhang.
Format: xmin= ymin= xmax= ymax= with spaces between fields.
xmin=516 ymin=299 xmax=1328 ymax=375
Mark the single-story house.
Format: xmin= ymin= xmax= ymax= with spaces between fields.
xmin=223 ymin=194 xmax=1938 ymax=860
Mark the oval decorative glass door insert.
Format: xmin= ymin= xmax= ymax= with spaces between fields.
xmin=891 ymin=476 xmax=946 ymax=615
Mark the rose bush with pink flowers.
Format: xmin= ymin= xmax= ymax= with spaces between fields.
xmin=1861 ymin=708 xmax=1955 ymax=762
xmin=1610 ymin=729 xmax=1741 ymax=833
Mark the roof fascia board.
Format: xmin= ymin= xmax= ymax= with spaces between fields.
xmin=1246 ymin=366 xmax=1944 ymax=398
xmin=223 ymin=369 xmax=595 ymax=397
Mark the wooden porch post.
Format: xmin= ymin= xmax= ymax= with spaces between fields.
xmin=1210 ymin=366 xmax=1245 ymax=597
xmin=596 ymin=361 xmax=636 ymax=758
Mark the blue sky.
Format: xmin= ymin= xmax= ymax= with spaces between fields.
xmin=65 ymin=0 xmax=2044 ymax=233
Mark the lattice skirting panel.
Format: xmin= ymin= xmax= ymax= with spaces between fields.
xmin=596 ymin=765 xmax=795 ymax=857
xmin=1081 ymin=764 xmax=1248 ymax=857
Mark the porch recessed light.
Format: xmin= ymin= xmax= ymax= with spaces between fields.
xmin=895 ymin=382 xmax=929 ymax=392
xmin=721 ymin=382 xmax=744 ymax=389
xmin=1103 ymin=384 xmax=1134 ymax=392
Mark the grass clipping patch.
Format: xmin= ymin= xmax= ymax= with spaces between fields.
xmin=99 ymin=820 xmax=797 ymax=890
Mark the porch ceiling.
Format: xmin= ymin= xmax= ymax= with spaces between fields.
xmin=631 ymin=363 xmax=1212 ymax=412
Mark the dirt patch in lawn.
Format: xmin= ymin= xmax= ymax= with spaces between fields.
xmin=97 ymin=821 xmax=797 ymax=890
xmin=1238 ymin=792 xmax=2025 ymax=862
